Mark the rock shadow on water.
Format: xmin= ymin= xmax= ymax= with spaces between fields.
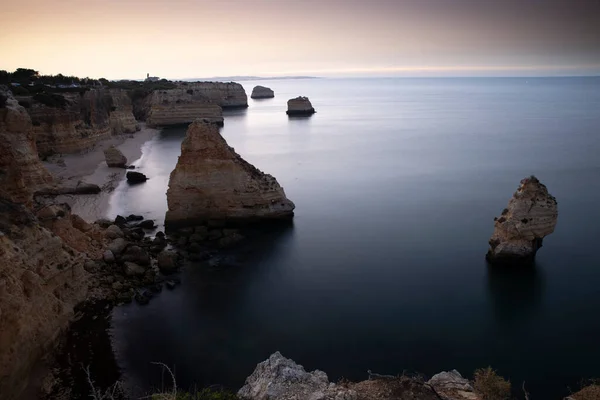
xmin=485 ymin=261 xmax=545 ymax=327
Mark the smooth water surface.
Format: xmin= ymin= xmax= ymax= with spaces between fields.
xmin=108 ymin=78 xmax=600 ymax=398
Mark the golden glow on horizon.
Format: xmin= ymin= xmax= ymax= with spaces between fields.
xmin=1 ymin=0 xmax=598 ymax=79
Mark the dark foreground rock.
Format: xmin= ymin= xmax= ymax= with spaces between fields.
xmin=126 ymin=171 xmax=148 ymax=184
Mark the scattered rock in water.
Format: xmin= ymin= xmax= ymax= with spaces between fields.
xmin=157 ymin=250 xmax=178 ymax=274
xmin=123 ymin=261 xmax=146 ymax=277
xmin=165 ymin=280 xmax=177 ymax=290
xmin=103 ymin=145 xmax=127 ymax=168
xmin=286 ymin=96 xmax=315 ymax=116
xmin=137 ymin=219 xmax=155 ymax=229
xmin=487 ymin=175 xmax=558 ymax=264
xmin=251 ymin=85 xmax=275 ymax=99
xmin=121 ymin=245 xmax=151 ymax=266
xmin=126 ymin=214 xmax=144 ymax=222
xmin=114 ymin=215 xmax=127 ymax=226
xmin=126 ymin=171 xmax=148 ymax=184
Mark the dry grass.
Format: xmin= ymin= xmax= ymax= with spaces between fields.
xmin=473 ymin=367 xmax=511 ymax=400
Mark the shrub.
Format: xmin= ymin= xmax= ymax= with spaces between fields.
xmin=33 ymin=92 xmax=68 ymax=108
xmin=473 ymin=367 xmax=511 ymax=400
xmin=12 ymin=85 xmax=29 ymax=95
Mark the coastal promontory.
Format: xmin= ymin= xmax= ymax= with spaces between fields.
xmin=251 ymin=85 xmax=275 ymax=99
xmin=165 ymin=119 xmax=295 ymax=228
xmin=487 ymin=175 xmax=558 ymax=264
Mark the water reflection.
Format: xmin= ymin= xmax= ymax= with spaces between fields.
xmin=112 ymin=222 xmax=295 ymax=397
xmin=486 ymin=262 xmax=545 ymax=326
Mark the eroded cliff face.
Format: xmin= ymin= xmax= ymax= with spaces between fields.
xmin=145 ymin=89 xmax=224 ymax=127
xmin=165 ymin=119 xmax=295 ymax=228
xmin=184 ymin=81 xmax=248 ymax=109
xmin=108 ymin=89 xmax=139 ymax=134
xmin=26 ymin=89 xmax=114 ymax=156
xmin=0 ymin=86 xmax=53 ymax=204
xmin=0 ymin=199 xmax=90 ymax=400
xmin=487 ymin=176 xmax=558 ymax=263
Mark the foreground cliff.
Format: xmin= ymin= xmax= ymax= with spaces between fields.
xmin=165 ymin=119 xmax=295 ymax=228
xmin=238 ymin=352 xmax=482 ymax=400
xmin=487 ymin=176 xmax=558 ymax=263
xmin=0 ymin=86 xmax=53 ymax=204
xmin=0 ymin=200 xmax=90 ymax=399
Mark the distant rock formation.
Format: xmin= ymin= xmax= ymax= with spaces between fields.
xmin=165 ymin=119 xmax=295 ymax=228
xmin=251 ymin=85 xmax=274 ymax=99
xmin=184 ymin=81 xmax=248 ymax=109
xmin=0 ymin=86 xmax=53 ymax=205
xmin=103 ymin=145 xmax=127 ymax=168
xmin=238 ymin=352 xmax=480 ymax=400
xmin=108 ymin=89 xmax=139 ymax=134
xmin=286 ymin=96 xmax=315 ymax=116
xmin=144 ymin=89 xmax=224 ymax=127
xmin=487 ymin=176 xmax=558 ymax=264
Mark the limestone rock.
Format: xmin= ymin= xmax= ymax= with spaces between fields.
xmin=238 ymin=352 xmax=331 ymax=400
xmin=123 ymin=261 xmax=146 ymax=276
xmin=35 ymin=180 xmax=101 ymax=196
xmin=27 ymin=89 xmax=114 ymax=156
xmin=0 ymin=198 xmax=89 ymax=399
xmin=251 ymin=85 xmax=274 ymax=99
xmin=165 ymin=120 xmax=295 ymax=228
xmin=157 ymin=250 xmax=178 ymax=274
xmin=107 ymin=238 xmax=128 ymax=255
xmin=108 ymin=89 xmax=138 ymax=134
xmin=0 ymin=85 xmax=53 ymax=205
xmin=145 ymin=90 xmax=224 ymax=127
xmin=103 ymin=249 xmax=115 ymax=263
xmin=183 ymin=81 xmax=248 ymax=109
xmin=428 ymin=370 xmax=480 ymax=400
xmin=286 ymin=96 xmax=315 ymax=116
xmin=487 ymin=176 xmax=558 ymax=264
xmin=104 ymin=224 xmax=124 ymax=239
xmin=103 ymin=145 xmax=127 ymax=168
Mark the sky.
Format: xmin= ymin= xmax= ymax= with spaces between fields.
xmin=1 ymin=0 xmax=599 ymax=79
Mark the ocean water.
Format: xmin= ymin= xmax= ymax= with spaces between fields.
xmin=107 ymin=77 xmax=600 ymax=398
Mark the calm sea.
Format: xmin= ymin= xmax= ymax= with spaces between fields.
xmin=107 ymin=77 xmax=600 ymax=399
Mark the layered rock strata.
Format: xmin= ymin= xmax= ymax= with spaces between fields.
xmin=251 ymin=85 xmax=275 ymax=99
xmin=145 ymin=89 xmax=224 ymax=127
xmin=26 ymin=89 xmax=113 ymax=156
xmin=108 ymin=89 xmax=139 ymax=134
xmin=487 ymin=176 xmax=558 ymax=263
xmin=165 ymin=119 xmax=295 ymax=228
xmin=238 ymin=352 xmax=480 ymax=400
xmin=0 ymin=86 xmax=53 ymax=205
xmin=183 ymin=81 xmax=248 ymax=109
xmin=286 ymin=96 xmax=315 ymax=116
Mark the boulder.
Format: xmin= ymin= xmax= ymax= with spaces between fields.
xmin=103 ymin=145 xmax=127 ymax=168
xmin=121 ymin=245 xmax=151 ymax=266
xmin=107 ymin=238 xmax=128 ymax=255
xmin=428 ymin=370 xmax=479 ymax=400
xmin=103 ymin=249 xmax=115 ymax=264
xmin=104 ymin=224 xmax=124 ymax=239
xmin=165 ymin=119 xmax=295 ymax=228
xmin=286 ymin=96 xmax=315 ymax=116
xmin=126 ymin=171 xmax=148 ymax=184
xmin=157 ymin=250 xmax=178 ymax=274
xmin=123 ymin=262 xmax=146 ymax=277
xmin=138 ymin=220 xmax=155 ymax=229
xmin=251 ymin=85 xmax=274 ymax=99
xmin=487 ymin=176 xmax=558 ymax=264
xmin=127 ymin=214 xmax=144 ymax=221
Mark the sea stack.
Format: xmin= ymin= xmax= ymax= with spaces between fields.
xmin=165 ymin=119 xmax=295 ymax=228
xmin=487 ymin=176 xmax=558 ymax=264
xmin=286 ymin=96 xmax=315 ymax=116
xmin=251 ymin=85 xmax=274 ymax=99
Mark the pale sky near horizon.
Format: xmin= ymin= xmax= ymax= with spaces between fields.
xmin=1 ymin=0 xmax=599 ymax=79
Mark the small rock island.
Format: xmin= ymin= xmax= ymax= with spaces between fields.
xmin=487 ymin=175 xmax=558 ymax=264
xmin=165 ymin=119 xmax=295 ymax=229
xmin=251 ymin=85 xmax=275 ymax=99
xmin=286 ymin=96 xmax=315 ymax=116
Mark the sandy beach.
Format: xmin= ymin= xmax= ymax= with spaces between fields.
xmin=42 ymin=124 xmax=160 ymax=222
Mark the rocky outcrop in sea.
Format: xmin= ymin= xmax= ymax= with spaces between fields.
xmin=286 ymin=96 xmax=315 ymax=116
xmin=251 ymin=85 xmax=274 ymax=99
xmin=487 ymin=176 xmax=558 ymax=264
xmin=0 ymin=86 xmax=54 ymax=204
xmin=164 ymin=119 xmax=295 ymax=229
xmin=238 ymin=352 xmax=481 ymax=400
